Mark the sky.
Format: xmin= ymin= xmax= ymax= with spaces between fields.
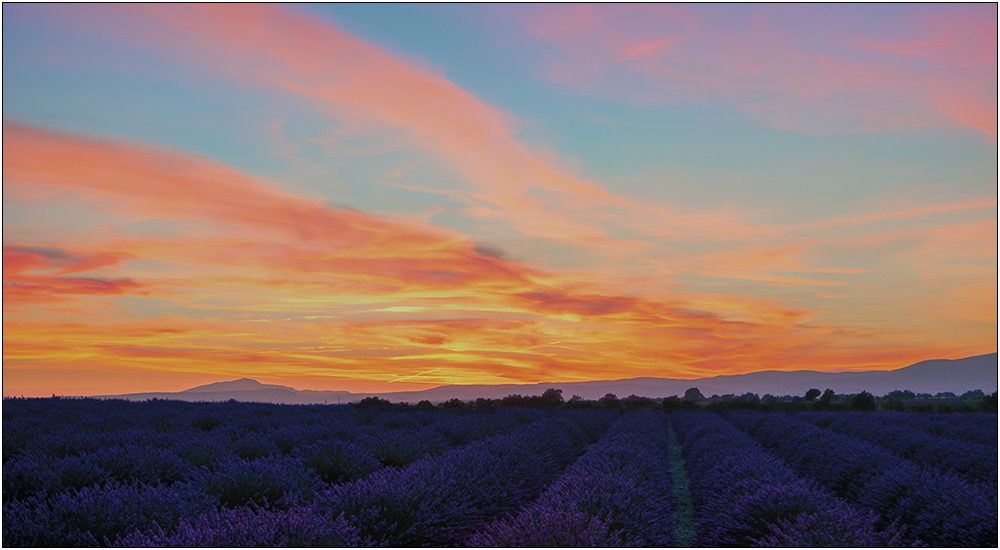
xmin=3 ymin=3 xmax=997 ymax=397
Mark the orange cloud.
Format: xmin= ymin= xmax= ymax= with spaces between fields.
xmin=3 ymin=244 xmax=141 ymax=305
xmin=515 ymin=290 xmax=639 ymax=316
xmin=6 ymin=120 xmax=992 ymax=396
xmin=5 ymin=124 xmax=683 ymax=324
xmin=4 ymin=122 xmax=463 ymax=252
xmin=3 ymin=4 xmax=994 ymax=396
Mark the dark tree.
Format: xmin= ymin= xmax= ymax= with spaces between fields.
xmin=441 ymin=398 xmax=466 ymax=410
xmin=415 ymin=400 xmax=435 ymax=409
xmin=356 ymin=396 xmax=394 ymax=409
xmin=984 ymin=391 xmax=998 ymax=413
xmin=662 ymin=395 xmax=682 ymax=412
xmin=886 ymin=389 xmax=915 ymax=400
xmin=501 ymin=394 xmax=525 ymax=408
xmin=622 ymin=394 xmax=654 ymax=410
xmin=473 ymin=397 xmax=494 ymax=409
xmin=882 ymin=396 xmax=905 ymax=412
xmin=737 ymin=392 xmax=760 ymax=408
xmin=804 ymin=389 xmax=821 ymax=402
xmin=598 ymin=393 xmax=620 ymax=409
xmin=683 ymin=388 xmax=706 ymax=403
xmin=817 ymin=389 xmax=836 ymax=409
xmin=850 ymin=391 xmax=876 ymax=412
xmin=539 ymin=388 xmax=564 ymax=410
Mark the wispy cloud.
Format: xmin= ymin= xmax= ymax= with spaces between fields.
xmin=510 ymin=4 xmax=997 ymax=137
xmin=4 ymin=122 xmax=878 ymax=391
xmin=3 ymin=4 xmax=994 ymax=396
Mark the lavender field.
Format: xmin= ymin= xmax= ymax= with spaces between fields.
xmin=3 ymin=398 xmax=997 ymax=547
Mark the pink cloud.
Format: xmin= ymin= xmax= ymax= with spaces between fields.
xmin=3 ymin=244 xmax=127 ymax=276
xmin=3 ymin=244 xmax=141 ymax=304
xmin=513 ymin=4 xmax=997 ymax=136
xmin=29 ymin=3 xmax=769 ymax=257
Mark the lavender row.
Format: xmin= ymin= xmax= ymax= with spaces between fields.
xmin=3 ymin=401 xmax=550 ymax=546
xmin=874 ymin=411 xmax=997 ymax=447
xmin=4 ymin=403 xmax=544 ymax=505
xmin=798 ymin=411 xmax=997 ymax=484
xmin=671 ymin=410 xmax=904 ymax=547
xmin=5 ymin=451 xmax=359 ymax=546
xmin=3 ymin=398 xmax=544 ymax=467
xmin=310 ymin=416 xmax=591 ymax=546
xmin=469 ymin=410 xmax=674 ymax=547
xmin=5 ymin=480 xmax=215 ymax=546
xmin=722 ymin=410 xmax=998 ymax=547
xmin=13 ymin=415 xmax=591 ymax=547
xmin=116 ymin=505 xmax=364 ymax=547
xmin=554 ymin=408 xmax=621 ymax=443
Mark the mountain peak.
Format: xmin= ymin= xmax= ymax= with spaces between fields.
xmin=181 ymin=378 xmax=290 ymax=394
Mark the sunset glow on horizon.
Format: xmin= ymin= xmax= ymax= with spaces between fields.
xmin=3 ymin=4 xmax=996 ymax=397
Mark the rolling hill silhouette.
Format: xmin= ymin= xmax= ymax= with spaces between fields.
xmin=92 ymin=353 xmax=997 ymax=404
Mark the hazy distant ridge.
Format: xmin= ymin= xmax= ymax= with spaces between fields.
xmin=93 ymin=353 xmax=997 ymax=404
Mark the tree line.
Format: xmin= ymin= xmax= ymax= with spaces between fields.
xmin=354 ymin=387 xmax=998 ymax=413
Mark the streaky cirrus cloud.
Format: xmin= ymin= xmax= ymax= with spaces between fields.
xmin=4 ymin=122 xmax=780 ymax=326
xmin=28 ymin=3 xmax=631 ymax=247
xmin=16 ymin=3 xmax=917 ymax=293
xmin=22 ymin=2 xmax=814 ymax=270
xmin=3 ymin=244 xmax=141 ymax=305
xmin=509 ymin=3 xmax=997 ymax=137
xmin=5 ymin=122 xmax=904 ymax=393
xmin=3 ymin=4 xmax=994 ymax=396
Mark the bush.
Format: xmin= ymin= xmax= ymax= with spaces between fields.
xmin=296 ymin=440 xmax=380 ymax=485
xmin=361 ymin=426 xmax=449 ymax=469
xmin=3 ymin=453 xmax=61 ymax=503
xmin=752 ymin=503 xmax=906 ymax=547
xmin=187 ymin=457 xmax=321 ymax=509
xmin=4 ymin=481 xmax=214 ymax=547
xmin=316 ymin=418 xmax=588 ymax=546
xmin=114 ymin=504 xmax=364 ymax=547
xmin=471 ymin=411 xmax=674 ymax=547
xmin=671 ymin=410 xmax=864 ymax=547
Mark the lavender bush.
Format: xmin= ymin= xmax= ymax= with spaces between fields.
xmin=316 ymin=417 xmax=590 ymax=546
xmin=469 ymin=410 xmax=674 ymax=547
xmin=799 ymin=411 xmax=997 ymax=483
xmin=113 ymin=504 xmax=363 ymax=547
xmin=672 ymin=410 xmax=906 ymax=547
xmin=723 ymin=409 xmax=997 ymax=546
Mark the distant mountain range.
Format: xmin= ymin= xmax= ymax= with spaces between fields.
xmin=92 ymin=353 xmax=997 ymax=405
